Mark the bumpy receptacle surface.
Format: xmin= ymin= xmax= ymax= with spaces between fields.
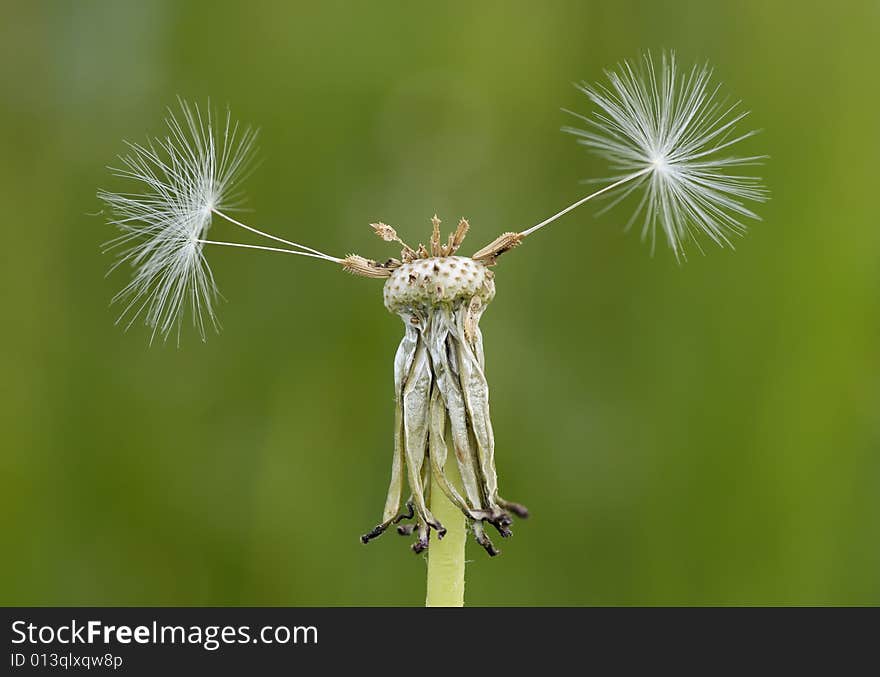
xmin=383 ymin=256 xmax=495 ymax=313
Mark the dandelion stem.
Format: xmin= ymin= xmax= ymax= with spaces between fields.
xmin=426 ymin=448 xmax=467 ymax=607
xmin=519 ymin=167 xmax=651 ymax=237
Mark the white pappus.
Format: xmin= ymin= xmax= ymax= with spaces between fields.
xmin=98 ymin=99 xmax=339 ymax=344
xmin=559 ymin=51 xmax=768 ymax=259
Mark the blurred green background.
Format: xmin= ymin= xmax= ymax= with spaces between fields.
xmin=2 ymin=1 xmax=879 ymax=606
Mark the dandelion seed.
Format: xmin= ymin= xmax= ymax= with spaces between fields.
xmin=556 ymin=51 xmax=769 ymax=259
xmin=98 ymin=99 xmax=339 ymax=344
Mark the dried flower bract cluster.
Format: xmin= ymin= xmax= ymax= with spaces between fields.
xmin=358 ymin=217 xmax=527 ymax=556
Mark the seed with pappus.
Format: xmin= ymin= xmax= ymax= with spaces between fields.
xmin=560 ymin=51 xmax=768 ymax=259
xmin=97 ymin=52 xmax=767 ymax=602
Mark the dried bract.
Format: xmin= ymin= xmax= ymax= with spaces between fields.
xmin=360 ymin=221 xmax=527 ymax=555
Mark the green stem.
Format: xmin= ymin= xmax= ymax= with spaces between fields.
xmin=425 ymin=454 xmax=466 ymax=607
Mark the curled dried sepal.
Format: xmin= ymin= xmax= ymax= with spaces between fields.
xmin=362 ymin=278 xmax=527 ymax=556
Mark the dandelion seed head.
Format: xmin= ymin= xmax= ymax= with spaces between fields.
xmin=98 ymin=98 xmax=258 ymax=343
xmin=564 ymin=51 xmax=768 ymax=259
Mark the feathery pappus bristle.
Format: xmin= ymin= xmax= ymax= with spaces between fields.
xmin=563 ymin=51 xmax=769 ymax=259
xmin=98 ymin=99 xmax=258 ymax=343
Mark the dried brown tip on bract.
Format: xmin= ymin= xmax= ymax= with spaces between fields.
xmin=430 ymin=214 xmax=442 ymax=256
xmin=370 ymin=215 xmax=474 ymax=264
xmin=444 ymin=218 xmax=470 ymax=256
xmin=371 ymin=222 xmax=399 ymax=242
xmin=471 ymin=231 xmax=524 ymax=265
xmin=371 ymin=222 xmax=416 ymax=261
